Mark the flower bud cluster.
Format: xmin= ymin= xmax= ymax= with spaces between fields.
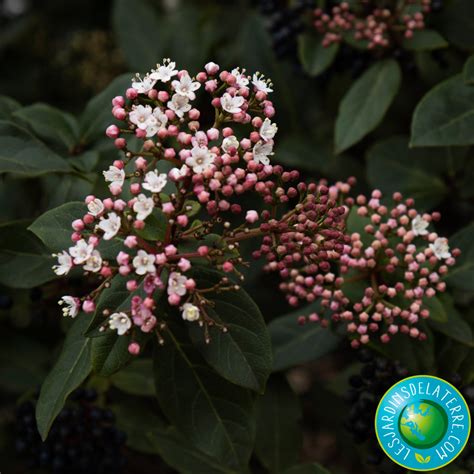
xmin=314 ymin=0 xmax=432 ymax=50
xmin=299 ymin=187 xmax=460 ymax=347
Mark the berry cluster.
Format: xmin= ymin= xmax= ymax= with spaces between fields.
xmin=314 ymin=0 xmax=433 ymax=50
xmin=298 ymin=185 xmax=460 ymax=347
xmin=52 ymin=58 xmax=347 ymax=354
xmin=15 ymin=388 xmax=126 ymax=474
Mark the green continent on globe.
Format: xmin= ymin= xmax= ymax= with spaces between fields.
xmin=398 ymin=400 xmax=448 ymax=449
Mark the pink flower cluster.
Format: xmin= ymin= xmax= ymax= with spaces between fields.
xmin=52 ymin=59 xmax=348 ymax=354
xmin=314 ymin=0 xmax=432 ymax=49
xmin=298 ymin=186 xmax=460 ymax=348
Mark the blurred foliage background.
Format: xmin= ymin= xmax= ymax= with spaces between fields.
xmin=0 ymin=0 xmax=473 ymax=473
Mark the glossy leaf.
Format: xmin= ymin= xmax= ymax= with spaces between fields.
xmin=110 ymin=358 xmax=155 ymax=396
xmin=188 ymin=267 xmax=272 ymax=393
xmin=410 ymin=74 xmax=474 ymax=147
xmin=269 ymin=304 xmax=340 ymax=371
xmin=153 ymin=327 xmax=255 ymax=469
xmin=0 ymin=121 xmax=71 ymax=176
xmin=298 ymin=33 xmax=339 ymax=77
xmin=0 ymin=95 xmax=21 ymax=120
xmin=36 ymin=314 xmax=92 ymax=440
xmin=402 ymin=29 xmax=448 ymax=51
xmin=255 ymin=375 xmax=302 ymax=473
xmin=335 ymin=59 xmax=401 ymax=153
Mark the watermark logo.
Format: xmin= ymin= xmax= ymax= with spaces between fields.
xmin=375 ymin=375 xmax=471 ymax=471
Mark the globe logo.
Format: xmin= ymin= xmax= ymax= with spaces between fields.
xmin=399 ymin=400 xmax=448 ymax=448
xmin=375 ymin=375 xmax=471 ymax=471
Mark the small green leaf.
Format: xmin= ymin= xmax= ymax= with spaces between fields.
xmin=255 ymin=375 xmax=302 ymax=473
xmin=269 ymin=304 xmax=340 ymax=371
xmin=110 ymin=358 xmax=155 ymax=396
xmin=415 ymin=452 xmax=425 ymax=464
xmin=402 ymin=29 xmax=448 ymax=51
xmin=298 ymin=33 xmax=339 ymax=77
xmin=411 ymin=74 xmax=474 ymax=147
xmin=0 ymin=121 xmax=71 ymax=176
xmin=464 ymin=55 xmax=474 ymax=84
xmin=335 ymin=59 xmax=401 ymax=153
xmin=188 ymin=267 xmax=272 ymax=393
xmin=36 ymin=314 xmax=92 ymax=440
xmin=13 ymin=103 xmax=79 ymax=151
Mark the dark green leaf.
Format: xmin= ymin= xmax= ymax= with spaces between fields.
xmin=283 ymin=463 xmax=331 ymax=474
xmin=36 ymin=314 xmax=92 ymax=440
xmin=424 ymin=296 xmax=448 ymax=323
xmin=436 ymin=0 xmax=474 ymax=51
xmin=410 ymin=74 xmax=474 ymax=147
xmin=255 ymin=375 xmax=302 ymax=473
xmin=298 ymin=33 xmax=339 ymax=77
xmin=335 ymin=59 xmax=401 ymax=153
xmin=0 ymin=95 xmax=21 ymax=120
xmin=112 ymin=0 xmax=164 ymax=71
xmin=464 ymin=55 xmax=474 ymax=84
xmin=71 ymin=150 xmax=100 ymax=173
xmin=13 ymin=103 xmax=78 ymax=151
xmin=269 ymin=304 xmax=340 ymax=371
xmin=0 ymin=121 xmax=71 ymax=176
xmin=153 ymin=328 xmax=255 ymax=469
xmin=91 ymin=332 xmax=136 ymax=377
xmin=42 ymin=174 xmax=95 ymax=209
xmin=188 ymin=267 xmax=272 ymax=393
xmin=445 ymin=222 xmax=474 ymax=291
xmin=110 ymin=358 xmax=155 ymax=396
xmin=367 ymin=136 xmax=447 ymax=210
xmin=402 ymin=29 xmax=448 ymax=51
xmin=135 ymin=211 xmax=167 ymax=241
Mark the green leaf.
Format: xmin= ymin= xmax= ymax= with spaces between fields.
xmin=436 ymin=0 xmax=474 ymax=51
xmin=0 ymin=220 xmax=56 ymax=288
xmin=12 ymin=103 xmax=78 ymax=151
xmin=402 ymin=29 xmax=448 ymax=51
xmin=335 ymin=59 xmax=401 ymax=153
xmin=255 ymin=375 xmax=302 ymax=473
xmin=429 ymin=294 xmax=474 ymax=346
xmin=269 ymin=304 xmax=340 ymax=371
xmin=29 ymin=202 xmax=85 ymax=252
xmin=410 ymin=74 xmax=474 ymax=147
xmin=71 ymin=150 xmax=100 ymax=173
xmin=366 ymin=136 xmax=448 ymax=210
xmin=0 ymin=95 xmax=21 ymax=120
xmin=135 ymin=211 xmax=167 ymax=241
xmin=283 ymin=463 xmax=331 ymax=474
xmin=112 ymin=0 xmax=164 ymax=71
xmin=91 ymin=332 xmax=136 ymax=377
xmin=423 ymin=296 xmax=448 ymax=323
xmin=110 ymin=358 xmax=155 ymax=396
xmin=0 ymin=121 xmax=71 ymax=176
xmin=79 ymin=73 xmax=132 ymax=145
xmin=188 ymin=267 xmax=272 ymax=393
xmin=153 ymin=327 xmax=255 ymax=469
xmin=36 ymin=313 xmax=92 ymax=440
xmin=444 ymin=223 xmax=474 ymax=291
xmin=464 ymin=55 xmax=474 ymax=84
xmin=298 ymin=33 xmax=339 ymax=77
xmin=148 ymin=427 xmax=241 ymax=474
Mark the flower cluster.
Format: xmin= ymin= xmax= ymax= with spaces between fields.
xmin=298 ymin=185 xmax=460 ymax=347
xmin=314 ymin=0 xmax=433 ymax=49
xmin=52 ymin=59 xmax=347 ymax=354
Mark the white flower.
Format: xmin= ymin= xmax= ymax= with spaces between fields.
xmin=220 ymin=93 xmax=245 ymax=114
xmin=252 ymin=73 xmax=273 ymax=93
xmin=143 ymin=170 xmax=167 ymax=193
xmin=98 ymin=212 xmax=121 ymax=240
xmin=430 ymin=237 xmax=451 ymax=260
xmin=103 ymin=166 xmax=125 ymax=187
xmin=150 ymin=59 xmax=178 ymax=82
xmin=168 ymin=271 xmax=187 ymax=296
xmin=186 ymin=146 xmax=215 ymax=174
xmin=52 ymin=251 xmax=73 ymax=276
xmin=132 ymin=73 xmax=157 ymax=94
xmin=253 ymin=140 xmax=274 ymax=165
xmin=109 ymin=312 xmax=132 ymax=336
xmin=145 ymin=107 xmax=169 ymax=137
xmin=181 ymin=303 xmax=200 ymax=322
xmin=133 ymin=194 xmax=154 ymax=221
xmin=69 ymin=239 xmax=94 ymax=265
xmin=411 ymin=215 xmax=429 ymax=236
xmin=58 ymin=296 xmax=80 ymax=318
xmin=231 ymin=67 xmax=249 ymax=88
xmin=87 ymin=198 xmax=104 ymax=217
xmin=83 ymin=250 xmax=102 ymax=273
xmin=167 ymin=93 xmax=191 ymax=118
xmin=129 ymin=104 xmax=153 ymax=130
xmin=222 ymin=135 xmax=239 ymax=153
xmin=171 ymin=73 xmax=200 ymax=100
xmin=259 ymin=118 xmax=278 ymax=141
xmin=169 ymin=164 xmax=189 ymax=181
xmin=133 ymin=250 xmax=156 ymax=275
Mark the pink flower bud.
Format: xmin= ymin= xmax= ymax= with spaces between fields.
xmin=165 ymin=244 xmax=177 ymax=256
xmin=162 ymin=202 xmax=175 ymax=214
xmin=115 ymin=138 xmax=126 ymax=149
xmin=178 ymin=258 xmax=191 ymax=272
xmin=168 ymin=294 xmax=181 ymax=306
xmin=245 ymin=210 xmax=259 ymax=223
xmin=72 ymin=219 xmax=85 ymax=231
xmin=128 ymin=342 xmax=140 ymax=355
xmin=124 ymin=236 xmax=138 ymax=248
xmin=126 ymin=280 xmax=138 ymax=291
xmin=126 ymin=88 xmax=138 ymax=99
xmin=106 ymin=124 xmax=120 ymax=138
